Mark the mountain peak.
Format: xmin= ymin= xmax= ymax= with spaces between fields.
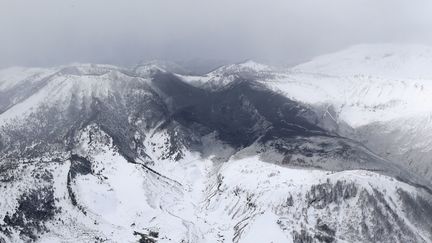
xmin=236 ymin=60 xmax=272 ymax=71
xmin=208 ymin=60 xmax=273 ymax=77
xmin=56 ymin=63 xmax=121 ymax=76
xmin=133 ymin=60 xmax=190 ymax=76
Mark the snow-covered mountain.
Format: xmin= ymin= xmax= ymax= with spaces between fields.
xmin=1 ymin=44 xmax=432 ymax=243
xmin=293 ymin=44 xmax=432 ymax=79
xmin=134 ymin=60 xmax=192 ymax=76
xmin=179 ymin=44 xmax=432 ymax=184
xmin=266 ymin=44 xmax=432 ymax=184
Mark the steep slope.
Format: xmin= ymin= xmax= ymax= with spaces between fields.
xmin=281 ymin=44 xmax=432 ymax=184
xmin=0 ymin=61 xmax=431 ymax=243
xmin=0 ymin=67 xmax=58 ymax=115
xmin=187 ymin=44 xmax=432 ymax=184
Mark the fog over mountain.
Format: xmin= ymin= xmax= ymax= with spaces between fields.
xmin=1 ymin=0 xmax=432 ymax=70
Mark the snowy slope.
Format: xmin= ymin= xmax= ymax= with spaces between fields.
xmin=263 ymin=71 xmax=432 ymax=127
xmin=293 ymin=43 xmax=432 ymax=79
xmin=1 ymin=124 xmax=431 ymax=243
xmin=177 ymin=60 xmax=276 ymax=90
xmin=178 ymin=44 xmax=432 ymax=127
xmin=0 ymin=67 xmax=56 ymax=92
xmin=263 ymin=44 xmax=432 ymax=183
xmin=0 ymin=64 xmax=146 ymax=126
xmin=1 ymin=52 xmax=432 ymax=243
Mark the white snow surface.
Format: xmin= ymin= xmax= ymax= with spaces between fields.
xmin=0 ymin=67 xmax=55 ymax=91
xmin=293 ymin=43 xmax=432 ymax=79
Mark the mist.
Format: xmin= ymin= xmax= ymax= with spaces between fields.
xmin=1 ymin=0 xmax=432 ymax=70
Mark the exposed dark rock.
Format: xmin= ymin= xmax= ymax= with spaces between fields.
xmin=1 ymin=187 xmax=57 ymax=241
xmin=307 ymin=180 xmax=358 ymax=209
xmin=314 ymin=219 xmax=335 ymax=243
xmin=293 ymin=229 xmax=314 ymax=243
xmin=397 ymin=189 xmax=432 ymax=239
xmin=151 ymin=73 xmax=326 ymax=149
xmin=134 ymin=231 xmax=158 ymax=243
xmin=65 ymin=154 xmax=93 ymax=213
xmin=69 ymin=154 xmax=92 ymax=179
xmin=356 ymin=188 xmax=417 ymax=242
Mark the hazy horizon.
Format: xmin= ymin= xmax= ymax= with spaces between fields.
xmin=1 ymin=0 xmax=432 ymax=70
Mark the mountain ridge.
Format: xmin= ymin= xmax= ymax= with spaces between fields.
xmin=1 ymin=44 xmax=432 ymax=242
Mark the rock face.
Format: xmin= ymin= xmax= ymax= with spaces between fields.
xmin=0 ymin=56 xmax=431 ymax=242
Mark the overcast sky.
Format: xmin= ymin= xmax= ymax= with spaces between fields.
xmin=1 ymin=0 xmax=432 ymax=69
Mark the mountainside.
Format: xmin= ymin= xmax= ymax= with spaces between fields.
xmin=263 ymin=44 xmax=432 ymax=184
xmin=293 ymin=44 xmax=432 ymax=79
xmin=180 ymin=44 xmax=432 ymax=184
xmin=1 ymin=45 xmax=432 ymax=243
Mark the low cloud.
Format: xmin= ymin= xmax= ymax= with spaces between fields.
xmin=1 ymin=0 xmax=432 ymax=68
